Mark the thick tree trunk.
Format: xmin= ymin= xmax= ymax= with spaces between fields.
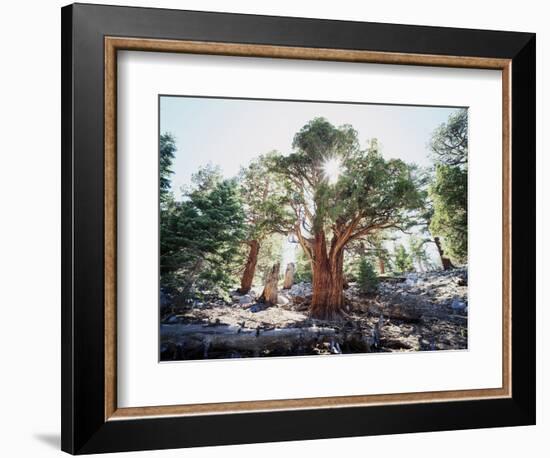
xmin=259 ymin=263 xmax=280 ymax=305
xmin=378 ymin=257 xmax=385 ymax=275
xmin=238 ymin=240 xmax=260 ymax=294
xmin=434 ymin=236 xmax=454 ymax=271
xmin=309 ymin=232 xmax=345 ymax=320
xmin=283 ymin=263 xmax=295 ymax=289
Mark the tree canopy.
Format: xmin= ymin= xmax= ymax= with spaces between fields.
xmin=238 ymin=152 xmax=291 ymax=241
xmin=428 ymin=108 xmax=468 ymax=264
xmin=272 ymin=118 xmax=422 ymax=260
xmin=429 ymin=109 xmax=468 ymax=167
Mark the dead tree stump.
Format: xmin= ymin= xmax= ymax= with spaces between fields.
xmin=259 ymin=263 xmax=280 ymax=305
xmin=283 ymin=262 xmax=295 ymax=289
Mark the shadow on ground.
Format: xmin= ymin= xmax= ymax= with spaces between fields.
xmin=34 ymin=433 xmax=60 ymax=450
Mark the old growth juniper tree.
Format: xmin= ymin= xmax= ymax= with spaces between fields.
xmin=272 ymin=118 xmax=422 ymax=320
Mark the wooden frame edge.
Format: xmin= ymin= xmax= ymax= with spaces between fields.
xmin=104 ymin=36 xmax=512 ymax=421
xmin=502 ymin=61 xmax=512 ymax=402
xmin=105 ymin=38 xmax=118 ymax=420
xmin=105 ymin=36 xmax=510 ymax=69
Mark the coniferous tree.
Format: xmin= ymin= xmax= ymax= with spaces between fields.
xmin=408 ymin=236 xmax=430 ymax=272
xmin=160 ymin=153 xmax=246 ymax=302
xmin=357 ymin=257 xmax=379 ymax=295
xmin=428 ymin=109 xmax=468 ymax=264
xmin=394 ymin=244 xmax=414 ymax=273
xmin=160 ymin=133 xmax=176 ymax=207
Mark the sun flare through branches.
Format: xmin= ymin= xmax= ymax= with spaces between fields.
xmin=322 ymin=157 xmax=342 ymax=185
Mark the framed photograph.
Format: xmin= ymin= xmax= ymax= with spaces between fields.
xmin=61 ymin=3 xmax=536 ymax=454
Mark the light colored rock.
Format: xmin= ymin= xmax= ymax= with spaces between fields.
xmin=289 ymin=282 xmax=312 ymax=298
xmin=277 ymin=294 xmax=290 ymax=306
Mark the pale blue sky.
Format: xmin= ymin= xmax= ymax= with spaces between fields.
xmin=160 ymin=96 xmax=461 ymax=197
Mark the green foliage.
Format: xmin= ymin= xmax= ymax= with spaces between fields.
xmin=190 ymin=163 xmax=223 ymax=194
xmin=429 ymin=165 xmax=467 ymax=263
xmin=343 ymin=234 xmax=390 ymax=281
xmin=430 ymin=109 xmax=468 ymax=167
xmin=393 ymin=244 xmax=414 ymax=273
xmin=159 ymin=137 xmax=246 ymax=303
xmin=366 ymin=232 xmax=392 ymax=274
xmin=238 ymin=152 xmax=293 ymax=241
xmin=271 ymin=117 xmax=423 ymax=263
xmin=408 ymin=236 xmax=430 ymax=271
xmin=343 ymin=253 xmax=359 ymax=283
xmin=294 ymin=246 xmax=312 ymax=283
xmin=428 ymin=109 xmax=468 ymax=264
xmin=357 ymin=257 xmax=379 ymax=295
xmin=160 ymin=133 xmax=176 ymax=206
xmin=160 ymin=161 xmax=246 ymax=302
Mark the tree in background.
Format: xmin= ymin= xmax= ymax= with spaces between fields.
xmin=357 ymin=257 xmax=379 ymax=295
xmin=160 ymin=152 xmax=246 ymax=302
xmin=367 ymin=232 xmax=391 ymax=275
xmin=342 ymin=233 xmax=391 ymax=282
xmin=408 ymin=235 xmax=431 ymax=272
xmin=394 ymin=244 xmax=414 ymax=273
xmin=272 ymin=118 xmax=422 ymax=319
xmin=413 ymin=167 xmax=455 ymax=270
xmin=428 ymin=109 xmax=468 ymax=264
xmin=294 ymin=245 xmax=312 ymax=283
xmin=160 ymin=133 xmax=176 ymax=207
xmin=430 ymin=109 xmax=468 ymax=167
xmin=159 ymin=132 xmax=179 ymax=297
xmin=237 ymin=153 xmax=291 ymax=293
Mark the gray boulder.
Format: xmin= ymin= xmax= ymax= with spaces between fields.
xmin=239 ymin=295 xmax=254 ymax=306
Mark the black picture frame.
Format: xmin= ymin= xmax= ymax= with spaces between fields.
xmin=61 ymin=3 xmax=535 ymax=454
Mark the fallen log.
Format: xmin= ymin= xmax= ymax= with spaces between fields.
xmin=377 ymin=276 xmax=406 ymax=283
xmin=161 ymin=323 xmax=370 ymax=358
xmin=162 ymin=323 xmax=337 ymax=347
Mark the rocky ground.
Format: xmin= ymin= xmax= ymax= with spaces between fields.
xmin=160 ymin=268 xmax=468 ymax=360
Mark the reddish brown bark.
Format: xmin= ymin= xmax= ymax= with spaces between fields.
xmin=434 ymin=236 xmax=454 ymax=271
xmin=378 ymin=257 xmax=385 ymax=275
xmin=238 ymin=240 xmax=260 ymax=294
xmin=309 ymin=232 xmax=346 ymax=320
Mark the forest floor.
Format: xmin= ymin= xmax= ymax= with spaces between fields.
xmin=160 ymin=268 xmax=468 ymax=360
